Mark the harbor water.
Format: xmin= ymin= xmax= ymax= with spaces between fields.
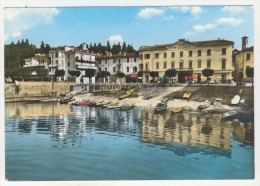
xmin=5 ymin=102 xmax=254 ymax=181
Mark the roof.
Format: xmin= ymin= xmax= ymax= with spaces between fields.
xmin=139 ymin=39 xmax=234 ymax=52
xmin=235 ymin=46 xmax=254 ymax=55
xmin=96 ymin=52 xmax=139 ymax=59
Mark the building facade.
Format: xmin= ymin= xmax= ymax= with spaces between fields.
xmin=139 ymin=39 xmax=234 ymax=83
xmin=23 ymin=54 xmax=50 ymax=69
xmin=234 ymin=37 xmax=254 ymax=80
xmin=49 ymin=44 xmax=97 ymax=83
xmin=96 ymin=52 xmax=139 ymax=83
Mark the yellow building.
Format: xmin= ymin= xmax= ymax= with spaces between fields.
xmin=234 ymin=37 xmax=254 ymax=79
xmin=139 ymin=39 xmax=234 ymax=83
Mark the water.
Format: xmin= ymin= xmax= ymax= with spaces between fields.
xmin=5 ymin=102 xmax=254 ymax=181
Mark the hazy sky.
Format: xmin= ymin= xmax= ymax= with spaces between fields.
xmin=4 ymin=6 xmax=254 ymax=50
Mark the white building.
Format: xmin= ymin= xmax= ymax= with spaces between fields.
xmin=96 ymin=52 xmax=139 ymax=83
xmin=49 ymin=44 xmax=97 ymax=83
xmin=23 ymin=54 xmax=49 ymax=69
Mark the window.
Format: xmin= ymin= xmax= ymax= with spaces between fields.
xmin=189 ymin=61 xmax=192 ymax=68
xmin=140 ymin=54 xmax=143 ymax=59
xmin=113 ymin=59 xmax=116 ymax=63
xmin=155 ymin=53 xmax=159 ymax=59
xmin=198 ymin=60 xmax=201 ymax=68
xmin=68 ymin=62 xmax=70 ymax=67
xmin=164 ymin=53 xmax=167 ymax=58
xmin=113 ymin=67 xmax=116 ymax=73
xmin=105 ymin=59 xmax=107 ymax=64
xmin=139 ymin=64 xmax=143 ymax=70
xmin=171 ymin=62 xmax=175 ymax=69
xmin=207 ymin=49 xmax=211 ymax=56
xmin=133 ymin=66 xmax=137 ymax=72
xmin=146 ymin=63 xmax=149 ymax=70
xmin=144 ymin=54 xmax=150 ymax=59
xmin=207 ymin=60 xmax=211 ymax=68
xmin=156 ymin=62 xmax=159 ymax=69
xmin=198 ymin=50 xmax=201 ymax=56
xmin=189 ymin=51 xmax=192 ymax=57
xmin=180 ymin=51 xmax=183 ymax=57
xmin=127 ymin=58 xmax=129 ymax=63
xmin=67 ymin=55 xmax=70 ymax=59
xmin=171 ymin=52 xmax=175 ymax=58
xmin=134 ymin=58 xmax=136 ymax=62
xmin=127 ymin=67 xmax=129 ymax=72
xmin=179 ymin=62 xmax=183 ymax=68
xmin=164 ymin=62 xmax=167 ymax=69
xmin=222 ymin=59 xmax=226 ymax=70
xmin=246 ymin=53 xmax=251 ymax=60
xmin=105 ymin=67 xmax=107 ymax=71
xmin=222 ymin=48 xmax=226 ymax=55
xmin=55 ymin=53 xmax=58 ymax=58
xmin=55 ymin=60 xmax=58 ymax=64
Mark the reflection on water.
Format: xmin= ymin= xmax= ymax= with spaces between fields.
xmin=6 ymin=103 xmax=254 ymax=150
xmin=5 ymin=103 xmax=254 ymax=180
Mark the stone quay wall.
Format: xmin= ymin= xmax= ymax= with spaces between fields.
xmin=5 ymin=81 xmax=76 ymax=99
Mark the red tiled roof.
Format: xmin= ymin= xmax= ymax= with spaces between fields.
xmin=139 ymin=39 xmax=234 ymax=52
xmin=96 ymin=52 xmax=139 ymax=59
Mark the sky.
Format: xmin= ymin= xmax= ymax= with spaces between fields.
xmin=4 ymin=6 xmax=254 ymax=50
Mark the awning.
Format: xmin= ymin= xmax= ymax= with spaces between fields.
xmin=130 ymin=74 xmax=138 ymax=78
xmin=185 ymin=75 xmax=197 ymax=80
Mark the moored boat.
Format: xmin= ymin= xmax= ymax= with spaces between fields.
xmin=75 ymin=99 xmax=95 ymax=106
xmin=59 ymin=97 xmax=75 ymax=104
xmin=120 ymin=103 xmax=135 ymax=110
xmin=183 ymin=92 xmax=192 ymax=99
xmin=103 ymin=101 xmax=119 ymax=108
xmin=171 ymin=107 xmax=185 ymax=114
xmin=154 ymin=102 xmax=167 ymax=113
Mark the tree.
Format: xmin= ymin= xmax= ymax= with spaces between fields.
xmin=69 ymin=70 xmax=81 ymax=77
xmin=85 ymin=69 xmax=96 ymax=85
xmin=202 ymin=68 xmax=214 ymax=85
xmin=246 ymin=67 xmax=254 ymax=87
xmin=98 ymin=70 xmax=110 ymax=84
xmin=122 ymin=41 xmax=127 ymax=53
xmin=165 ymin=69 xmax=177 ymax=85
xmin=106 ymin=41 xmax=111 ymax=52
xmin=117 ymin=72 xmax=125 ymax=84
xmin=35 ymin=68 xmax=49 ymax=81
xmin=54 ymin=69 xmax=65 ymax=81
xmin=149 ymin=71 xmax=159 ymax=85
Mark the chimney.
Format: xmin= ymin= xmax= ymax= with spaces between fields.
xmin=242 ymin=36 xmax=248 ymax=50
xmin=82 ymin=43 xmax=87 ymax=50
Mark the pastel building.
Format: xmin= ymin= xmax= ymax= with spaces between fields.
xmin=49 ymin=44 xmax=97 ymax=83
xmin=234 ymin=36 xmax=254 ymax=79
xmin=96 ymin=52 xmax=139 ymax=83
xmin=139 ymin=38 xmax=234 ymax=83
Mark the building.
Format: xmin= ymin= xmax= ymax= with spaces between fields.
xmin=22 ymin=54 xmax=50 ymax=69
xmin=96 ymin=52 xmax=139 ymax=83
xmin=49 ymin=43 xmax=97 ymax=83
xmin=139 ymin=38 xmax=234 ymax=83
xmin=234 ymin=36 xmax=254 ymax=80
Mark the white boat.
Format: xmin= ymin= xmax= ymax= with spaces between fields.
xmin=213 ymin=98 xmax=223 ymax=105
xmin=231 ymin=95 xmax=240 ymax=105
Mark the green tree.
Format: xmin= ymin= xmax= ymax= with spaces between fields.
xmin=36 ymin=68 xmax=49 ymax=81
xmin=69 ymin=70 xmax=81 ymax=77
xmin=85 ymin=69 xmax=96 ymax=85
xmin=165 ymin=69 xmax=177 ymax=85
xmin=54 ymin=69 xmax=65 ymax=81
xmin=117 ymin=72 xmax=125 ymax=84
xmin=122 ymin=41 xmax=127 ymax=53
xmin=246 ymin=67 xmax=254 ymax=87
xmin=98 ymin=70 xmax=110 ymax=84
xmin=149 ymin=71 xmax=159 ymax=85
xmin=202 ymin=68 xmax=214 ymax=85
xmin=106 ymin=41 xmax=111 ymax=52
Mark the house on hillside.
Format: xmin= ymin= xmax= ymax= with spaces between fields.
xmin=22 ymin=54 xmax=50 ymax=69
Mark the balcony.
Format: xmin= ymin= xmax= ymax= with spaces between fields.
xmin=76 ymin=63 xmax=97 ymax=69
xmin=49 ymin=64 xmax=58 ymax=68
xmin=176 ymin=68 xmax=193 ymax=72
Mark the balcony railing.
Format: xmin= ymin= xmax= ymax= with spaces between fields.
xmin=176 ymin=68 xmax=193 ymax=71
xmin=49 ymin=64 xmax=58 ymax=68
xmin=76 ymin=63 xmax=97 ymax=69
